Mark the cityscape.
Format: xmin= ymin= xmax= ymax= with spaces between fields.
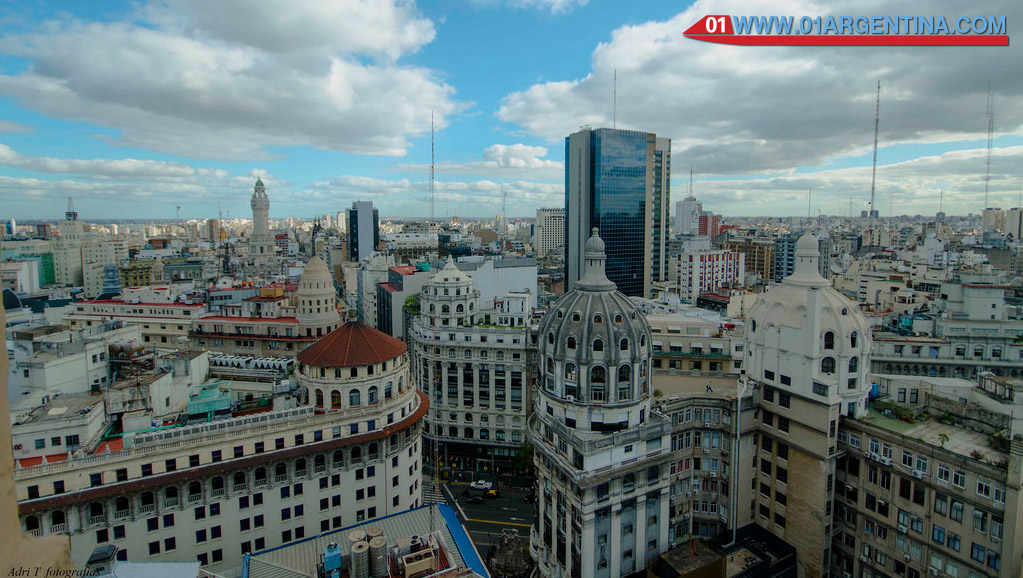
xmin=1 ymin=2 xmax=1022 ymax=578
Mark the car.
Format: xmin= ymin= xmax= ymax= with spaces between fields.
xmin=485 ymin=489 xmax=501 ymax=499
xmin=466 ymin=496 xmax=485 ymax=504
xmin=469 ymin=480 xmax=493 ymax=490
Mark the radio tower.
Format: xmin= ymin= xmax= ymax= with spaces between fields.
xmin=868 ymin=80 xmax=881 ymax=219
xmin=430 ymin=111 xmax=436 ymax=222
xmin=984 ymin=84 xmax=994 ymax=209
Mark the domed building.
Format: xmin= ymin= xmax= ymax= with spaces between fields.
xmin=743 ymin=233 xmax=871 ymax=578
xmin=530 ymin=229 xmax=672 ymax=578
xmin=296 ymin=256 xmax=342 ymax=338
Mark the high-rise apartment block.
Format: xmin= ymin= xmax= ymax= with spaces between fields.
xmin=534 ymin=207 xmax=565 ymax=258
xmin=676 ymin=249 xmax=745 ymax=304
xmin=674 ymin=195 xmax=702 ymax=236
xmin=565 ymin=128 xmax=670 ymax=297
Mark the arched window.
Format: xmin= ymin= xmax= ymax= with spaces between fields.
xmin=591 ymin=366 xmax=607 ymax=384
xmin=615 ymin=314 xmax=623 ymax=324
xmin=469 ymin=302 xmax=474 ymax=310
xmin=821 ymin=357 xmax=836 ymax=374
xmin=115 ymin=496 xmax=129 ymax=514
xmin=255 ymin=467 xmax=267 ymax=483
xmin=850 ymin=331 xmax=858 ymax=348
xmin=368 ymin=386 xmax=379 ymax=404
xmin=547 ymin=357 xmax=554 ymax=373
xmin=617 ymin=366 xmax=632 ymax=400
xmin=571 ymin=313 xmax=581 ymax=322
xmin=593 ymin=339 xmax=604 ymax=352
xmin=565 ymin=363 xmax=577 ymax=381
xmin=333 ymin=450 xmax=344 ymax=467
xmin=398 ymin=377 xmax=404 ymax=392
xmin=430 ymin=304 xmax=435 ymax=312
xmin=456 ymin=304 xmax=464 ymax=313
xmin=641 ymin=334 xmax=647 ymax=347
xmin=295 ymin=458 xmax=307 ymax=474
xmin=442 ymin=305 xmax=450 ymax=314
xmin=824 ymin=331 xmax=835 ymax=350
xmin=567 ymin=336 xmax=576 ymax=349
xmin=233 ymin=472 xmax=246 ymax=488
xmin=331 ymin=390 xmax=342 ymax=409
xmin=385 ymin=382 xmax=393 ymax=399
xmin=351 ymin=446 xmax=362 ymax=462
xmin=25 ymin=515 xmax=39 ymax=533
xmin=449 ymin=426 xmax=458 ymax=437
xmin=849 ymin=357 xmax=859 ymax=373
xmin=88 ymin=502 xmax=105 ymax=519
xmin=618 ymin=365 xmax=632 ymax=382
xmin=620 ymin=338 xmax=629 ymax=350
xmin=141 ymin=491 xmax=155 ymax=507
xmin=165 ymin=486 xmax=178 ymax=502
xmin=557 ymin=310 xmax=564 ymax=318
xmin=464 ymin=428 xmax=474 ymax=439
xmin=751 ymin=320 xmax=757 ymax=332
xmin=594 ymin=314 xmax=603 ymax=324
xmin=640 ymin=360 xmax=647 ymax=377
xmin=51 ymin=511 xmax=65 ymax=528
xmin=547 ymin=332 xmax=554 ymax=344
xmin=315 ymin=390 xmax=324 ymax=407
xmin=349 ymin=390 xmax=361 ymax=407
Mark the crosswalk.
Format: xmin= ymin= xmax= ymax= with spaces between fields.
xmin=423 ymin=482 xmax=445 ymax=504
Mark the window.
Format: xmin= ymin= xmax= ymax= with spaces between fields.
xmin=821 ymin=357 xmax=836 ymax=374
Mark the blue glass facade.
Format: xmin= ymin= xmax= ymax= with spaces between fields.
xmin=565 ymin=128 xmax=655 ymax=297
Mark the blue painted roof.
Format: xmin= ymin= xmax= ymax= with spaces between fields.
xmin=439 ymin=503 xmax=490 ymax=578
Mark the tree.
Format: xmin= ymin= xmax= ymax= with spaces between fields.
xmin=513 ymin=444 xmax=535 ymax=475
xmin=404 ymin=294 xmax=421 ymax=316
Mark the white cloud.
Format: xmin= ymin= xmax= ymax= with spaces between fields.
xmin=473 ymin=0 xmax=588 ymax=14
xmin=395 ymin=143 xmax=564 ymax=179
xmin=0 ymin=120 xmax=32 ymax=133
xmin=497 ymin=0 xmax=1023 ymax=176
xmin=0 ymin=1 xmax=462 ymax=159
xmin=0 ymin=144 xmax=195 ymax=178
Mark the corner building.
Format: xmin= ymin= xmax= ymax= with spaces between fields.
xmin=744 ymin=234 xmax=872 ymax=578
xmin=531 ymin=229 xmax=672 ymax=578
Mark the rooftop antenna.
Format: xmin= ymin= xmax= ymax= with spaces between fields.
xmin=868 ymin=79 xmax=881 ymax=219
xmin=65 ymin=197 xmax=77 ymax=221
xmin=807 ymin=187 xmax=812 ymax=220
xmin=985 ymin=83 xmax=994 ymax=209
xmin=430 ymin=111 xmax=435 ymax=222
xmin=689 ymin=167 xmax=694 ymax=198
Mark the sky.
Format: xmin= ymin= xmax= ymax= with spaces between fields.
xmin=0 ymin=0 xmax=1020 ymax=221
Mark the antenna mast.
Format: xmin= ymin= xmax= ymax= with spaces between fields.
xmin=807 ymin=187 xmax=812 ymax=220
xmin=430 ymin=111 xmax=435 ymax=222
xmin=985 ymin=84 xmax=994 ymax=209
xmin=869 ymin=79 xmax=881 ymax=219
xmin=688 ymin=167 xmax=694 ymax=198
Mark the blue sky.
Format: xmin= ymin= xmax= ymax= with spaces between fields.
xmin=0 ymin=0 xmax=1020 ymax=221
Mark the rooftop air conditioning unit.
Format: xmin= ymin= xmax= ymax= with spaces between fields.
xmin=704 ymin=422 xmax=712 ymax=428
xmin=880 ymin=457 xmax=892 ymax=466
xmin=898 ymin=525 xmax=908 ymax=533
xmin=904 ymin=554 xmax=912 ymax=562
xmin=402 ymin=550 xmax=435 ymax=577
xmin=710 ymin=472 xmax=717 ymax=478
xmin=869 ymin=452 xmax=880 ymax=461
xmin=565 ymin=395 xmax=575 ymax=403
xmin=912 ymin=470 xmax=926 ymax=479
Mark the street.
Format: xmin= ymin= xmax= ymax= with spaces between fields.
xmin=439 ymin=481 xmax=536 ymax=549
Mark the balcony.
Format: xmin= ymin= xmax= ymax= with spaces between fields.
xmin=314 ymin=465 xmax=326 ymax=474
xmin=114 ymin=509 xmax=131 ymax=521
xmin=274 ymin=474 xmax=288 ymax=483
xmin=164 ymin=498 xmax=179 ymax=508
xmin=211 ymin=488 xmax=225 ymax=498
xmin=187 ymin=493 xmax=203 ymax=504
xmin=295 ymin=469 xmax=307 ymax=478
xmin=139 ymin=504 xmax=156 ymax=515
xmin=49 ymin=524 xmax=67 ymax=534
xmin=233 ymin=483 xmax=247 ymax=493
xmin=87 ymin=515 xmax=105 ymax=526
xmin=28 ymin=529 xmax=41 ymax=537
xmin=254 ymin=478 xmax=268 ymax=487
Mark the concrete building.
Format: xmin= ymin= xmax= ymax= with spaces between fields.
xmin=248 ymin=178 xmax=275 ymax=269
xmin=530 ymin=229 xmax=673 ymax=578
xmin=647 ymin=315 xmax=744 ymax=377
xmin=725 ymin=236 xmax=775 ymax=285
xmin=375 ymin=264 xmax=433 ymax=340
xmin=565 ymin=128 xmax=669 ymax=297
xmin=675 ymin=195 xmax=702 ymax=236
xmin=534 ymin=207 xmax=565 ymax=258
xmin=743 ymin=234 xmax=873 ymax=577
xmin=347 ymin=200 xmax=380 ymax=263
xmin=675 ymin=250 xmax=745 ymax=304
xmin=65 ymin=290 xmax=206 ymax=346
xmin=410 ymin=259 xmax=531 ymax=475
xmin=13 ymin=322 xmax=426 ymax=574
xmin=651 ymin=138 xmax=672 ymax=287
xmin=981 ymin=208 xmax=1005 ymax=234
xmin=775 ymin=233 xmax=832 ymax=281
xmin=191 ymin=257 xmax=341 ymax=357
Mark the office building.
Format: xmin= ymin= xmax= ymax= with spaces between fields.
xmin=675 ymin=195 xmax=702 ymax=236
xmin=565 ymin=128 xmax=669 ymax=297
xmin=531 ymin=229 xmax=672 ymax=577
xmin=651 ymin=138 xmax=672 ymax=285
xmin=347 ymin=201 xmax=380 ymax=263
xmin=534 ymin=207 xmax=565 ymax=258
xmin=675 ymin=249 xmax=745 ymax=304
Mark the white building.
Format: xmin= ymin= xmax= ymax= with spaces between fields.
xmin=675 ymin=250 xmax=745 ymax=303
xmin=674 ymin=194 xmax=702 ymax=236
xmin=248 ymin=179 xmax=275 ymax=269
xmin=534 ymin=207 xmax=565 ymax=258
xmin=410 ymin=259 xmax=532 ymax=475
xmin=531 ymin=229 xmax=672 ymax=578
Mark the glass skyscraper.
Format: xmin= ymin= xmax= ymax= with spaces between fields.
xmin=565 ymin=128 xmax=670 ymax=297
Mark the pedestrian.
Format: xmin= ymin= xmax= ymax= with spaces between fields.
xmin=706 ymin=381 xmax=713 ymax=393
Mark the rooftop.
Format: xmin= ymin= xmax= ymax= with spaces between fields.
xmin=297 ymin=322 xmax=407 ymax=368
xmin=16 ymin=393 xmax=104 ymax=426
xmin=653 ymin=374 xmax=740 ymax=401
xmin=857 ymin=408 xmax=991 ymax=461
xmin=245 ymin=504 xmax=488 ymax=578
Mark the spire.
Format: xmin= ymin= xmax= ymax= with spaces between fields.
xmin=783 ymin=234 xmax=829 ymax=288
xmin=575 ymin=228 xmax=616 ymax=292
xmin=65 ymin=197 xmax=77 ymax=221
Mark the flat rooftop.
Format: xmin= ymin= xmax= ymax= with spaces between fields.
xmin=653 ymin=373 xmax=741 ymax=401
xmin=858 ymin=408 xmax=993 ymax=461
xmin=18 ymin=394 xmax=104 ymax=425
xmin=726 ymin=547 xmax=764 ymax=578
xmin=658 ymin=539 xmax=724 ymax=575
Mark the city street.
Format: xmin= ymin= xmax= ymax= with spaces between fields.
xmin=438 ymin=482 xmax=535 ymax=549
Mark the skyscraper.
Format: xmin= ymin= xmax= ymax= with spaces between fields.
xmin=650 ymin=137 xmax=671 ymax=285
xmin=346 ymin=201 xmax=379 ymax=262
xmin=533 ymin=207 xmax=565 ymax=258
xmin=565 ymin=128 xmax=669 ymax=297
xmin=674 ymin=192 xmax=702 ymax=236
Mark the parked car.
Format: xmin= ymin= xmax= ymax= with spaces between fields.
xmin=470 ymin=480 xmax=493 ymax=490
xmin=466 ymin=496 xmax=485 ymax=504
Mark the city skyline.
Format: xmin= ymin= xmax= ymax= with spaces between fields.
xmin=0 ymin=0 xmax=1020 ymax=221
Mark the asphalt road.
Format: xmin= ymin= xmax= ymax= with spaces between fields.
xmin=441 ymin=482 xmax=536 ymax=549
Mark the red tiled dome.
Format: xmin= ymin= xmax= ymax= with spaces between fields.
xmin=297 ymin=322 xmax=407 ymax=367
